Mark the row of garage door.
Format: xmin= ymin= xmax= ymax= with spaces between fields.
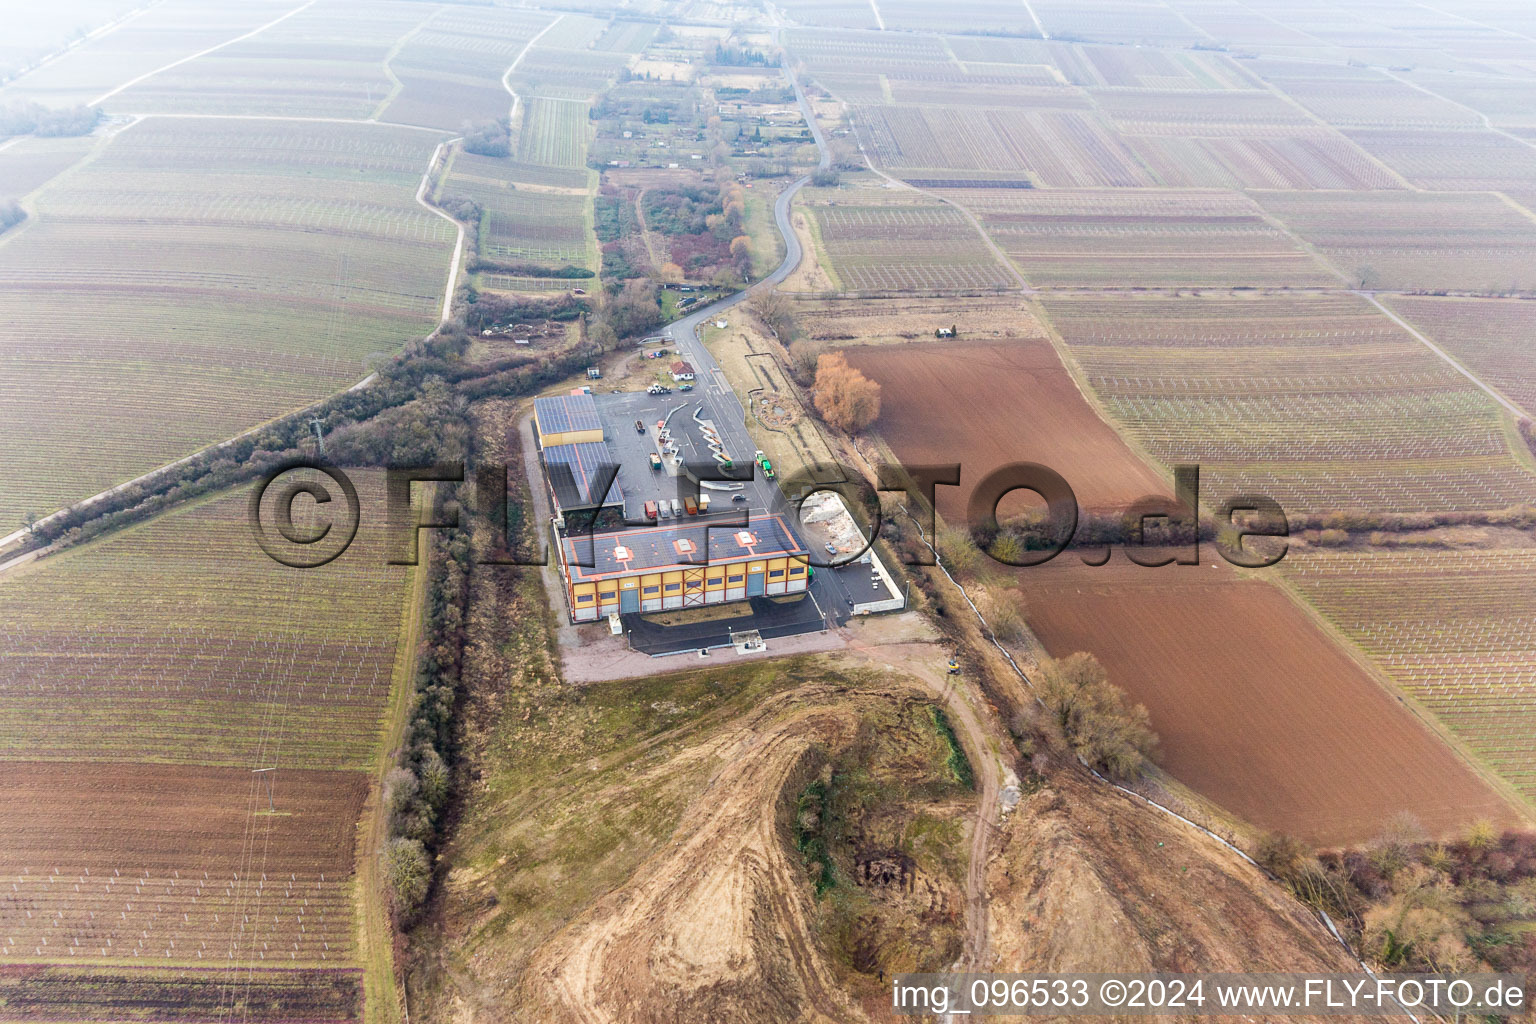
xmin=569 ymin=557 xmax=809 ymax=621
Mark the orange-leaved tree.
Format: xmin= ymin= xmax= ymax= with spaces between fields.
xmin=811 ymin=352 xmax=881 ymax=432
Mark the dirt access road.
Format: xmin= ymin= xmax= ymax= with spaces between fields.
xmin=844 ymin=635 xmax=1012 ymax=972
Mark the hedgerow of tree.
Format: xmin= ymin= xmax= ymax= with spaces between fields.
xmin=0 ymin=199 xmax=24 ymax=234
xmin=1257 ymin=817 xmax=1536 ymax=979
xmin=0 ymin=102 xmax=101 ymax=137
xmin=461 ymin=119 xmax=511 ymax=158
xmin=1035 ymin=652 xmax=1157 ymax=781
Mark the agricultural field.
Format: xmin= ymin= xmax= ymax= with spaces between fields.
xmin=784 ymin=28 xmax=952 ymax=76
xmin=847 ymin=102 xmax=1152 ymax=186
xmin=1265 ymin=74 xmax=1486 ymax=130
xmin=0 ymin=1 xmax=142 ymax=84
xmin=934 ymin=188 xmax=1339 ymax=288
xmin=773 ymin=0 xmax=878 ymax=29
xmin=0 ymin=472 xmax=412 ymax=1009
xmin=1286 ymin=548 xmax=1536 ymax=800
xmin=1038 ymin=292 xmax=1536 ymax=514
xmin=1020 ymin=557 xmax=1519 ymax=844
xmin=1252 ymin=189 xmax=1536 ymax=293
xmin=1125 ymin=131 xmax=1402 ymax=190
xmin=506 ymin=43 xmax=632 ymax=104
xmin=0 ymin=963 xmax=362 ymax=1023
xmin=440 ymin=150 xmax=592 ymax=271
xmin=0 ymin=135 xmax=96 ymax=198
xmin=1030 ymin=0 xmax=1212 ymax=47
xmin=1384 ymin=295 xmax=1536 ymax=414
xmin=1341 ymin=127 xmax=1536 ymax=192
xmin=845 ymin=339 xmax=1170 ymax=516
xmin=0 ymin=117 xmax=455 ymax=527
xmin=877 ymin=0 xmax=1035 ymax=34
xmin=0 ymin=474 xmax=411 ymax=767
xmin=0 ymin=0 xmax=298 ymax=108
xmin=516 ymin=97 xmax=590 ymax=169
xmin=105 ymin=1 xmax=428 ymax=118
xmin=1401 ymin=70 xmax=1536 ymax=131
xmin=852 ymin=339 xmax=1517 ymax=844
xmin=1090 ymin=89 xmax=1314 ymax=134
xmin=790 ymin=295 xmax=1046 ymax=349
xmin=804 ymin=194 xmax=1014 ymax=292
xmin=378 ymin=6 xmax=553 ymax=131
xmin=1064 ymin=44 xmax=1258 ymax=90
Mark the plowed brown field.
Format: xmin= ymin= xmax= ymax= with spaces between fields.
xmin=1021 ymin=559 xmax=1517 ymax=844
xmin=0 ymin=763 xmax=365 ymax=965
xmin=855 ymin=338 xmax=1517 ymax=844
xmin=845 ymin=339 xmax=1170 ymax=519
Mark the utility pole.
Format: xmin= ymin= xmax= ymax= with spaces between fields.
xmin=310 ymin=417 xmax=325 ymax=457
xmin=252 ymin=767 xmax=275 ymax=812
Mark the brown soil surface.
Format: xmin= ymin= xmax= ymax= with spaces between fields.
xmin=0 ymin=762 xmax=365 ymax=875
xmin=986 ymin=764 xmax=1394 ymax=1024
xmin=0 ymin=763 xmax=366 ymax=966
xmin=1017 ymin=558 xmax=1519 ymax=844
xmin=853 ymin=337 xmax=1517 ymax=845
xmin=846 ymin=339 xmax=1171 ymax=517
xmin=512 ymin=688 xmax=870 ymax=1023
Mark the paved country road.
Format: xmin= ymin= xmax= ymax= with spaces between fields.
xmin=654 ymin=61 xmax=858 ymax=627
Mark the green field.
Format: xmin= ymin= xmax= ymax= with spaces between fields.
xmin=0 ymin=473 xmax=413 ymax=766
xmin=804 ymin=187 xmax=1013 ymax=291
xmin=0 ymin=473 xmax=414 ymax=996
xmin=441 ymin=150 xmax=594 ymax=272
xmin=0 ymin=117 xmax=455 ymax=528
xmin=516 ymin=96 xmax=591 ymax=168
xmin=1038 ymin=292 xmax=1536 ymax=514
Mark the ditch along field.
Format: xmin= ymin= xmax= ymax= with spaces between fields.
xmin=0 ymin=472 xmax=415 ymax=1020
xmin=804 ymin=194 xmax=1015 ymax=292
xmin=1285 ymin=548 xmax=1536 ymax=803
xmin=0 ymin=117 xmax=455 ymax=529
xmin=851 ymin=337 xmax=1519 ymax=844
xmin=1252 ymin=190 xmax=1536 ymax=293
xmin=933 ymin=187 xmax=1339 ymax=289
xmin=1036 ymin=292 xmax=1536 ymax=515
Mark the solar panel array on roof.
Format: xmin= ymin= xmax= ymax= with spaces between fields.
xmin=534 ymin=393 xmax=602 ymax=437
xmin=543 ymin=442 xmax=623 ymax=510
xmin=563 ymin=514 xmax=808 ymax=580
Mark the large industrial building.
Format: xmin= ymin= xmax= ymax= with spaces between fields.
xmin=533 ymin=390 xmax=811 ymax=623
xmin=561 ymin=513 xmax=810 ymax=621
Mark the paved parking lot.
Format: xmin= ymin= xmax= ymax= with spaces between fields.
xmin=594 ymin=390 xmax=789 ymax=530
